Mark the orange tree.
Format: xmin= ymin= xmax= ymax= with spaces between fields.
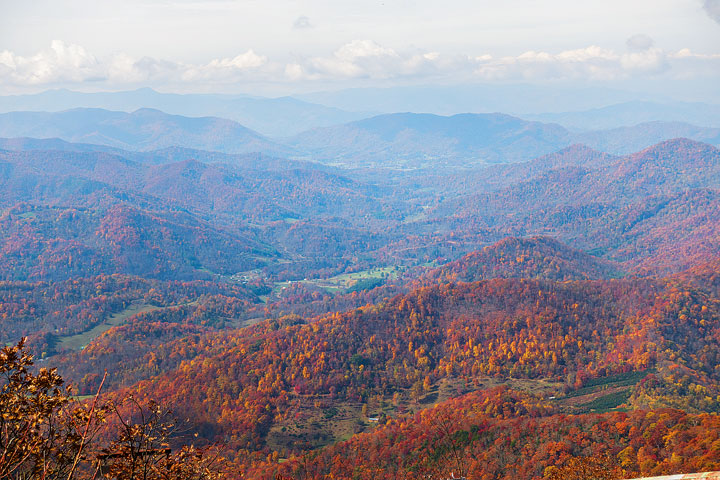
xmin=0 ymin=338 xmax=224 ymax=480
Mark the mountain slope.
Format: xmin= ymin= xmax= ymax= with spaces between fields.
xmin=289 ymin=112 xmax=720 ymax=168
xmin=425 ymin=236 xmax=623 ymax=283
xmin=100 ymin=267 xmax=720 ymax=458
xmin=0 ymin=88 xmax=372 ymax=136
xmin=288 ymin=112 xmax=572 ymax=167
xmin=0 ymin=108 xmax=291 ymax=155
xmin=0 ymin=148 xmax=407 ymax=228
xmin=416 ymin=144 xmax=620 ymax=195
xmin=272 ymin=387 xmax=720 ymax=480
xmin=0 ymin=147 xmax=414 ymax=282
xmin=0 ymin=203 xmax=274 ymax=281
xmin=425 ymin=139 xmax=720 ymax=273
xmin=576 ymin=121 xmax=720 ymax=155
xmin=524 ymin=100 xmax=720 ymax=130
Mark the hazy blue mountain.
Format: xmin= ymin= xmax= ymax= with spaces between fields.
xmin=523 ymin=101 xmax=720 ymax=130
xmin=287 ymin=112 xmax=573 ymax=167
xmin=0 ymin=88 xmax=372 ymax=137
xmin=0 ymin=108 xmax=292 ymax=155
xmin=289 ymin=113 xmax=720 ymax=167
xmin=0 ymin=137 xmax=331 ymax=172
xmin=451 ymin=139 xmax=720 ymax=211
xmin=575 ymin=121 xmax=720 ymax=154
xmin=297 ymin=84 xmax=668 ymax=116
xmin=0 ymin=137 xmax=124 ymax=154
xmin=0 ymin=147 xmax=405 ymax=226
xmin=413 ymin=144 xmax=620 ymax=195
xmin=5 ymin=108 xmax=719 ymax=168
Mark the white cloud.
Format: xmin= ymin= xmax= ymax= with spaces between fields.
xmin=182 ymin=50 xmax=268 ymax=81
xmin=620 ymin=48 xmax=669 ymax=74
xmin=0 ymin=39 xmax=717 ymax=89
xmin=0 ymin=40 xmax=269 ymax=87
xmin=472 ymin=44 xmax=673 ymax=81
xmin=671 ymin=49 xmax=720 ymax=59
xmin=284 ymin=63 xmax=304 ymax=81
xmin=0 ymin=40 xmax=103 ymax=85
xmin=289 ymin=40 xmax=476 ymax=80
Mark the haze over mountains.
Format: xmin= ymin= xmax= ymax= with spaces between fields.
xmin=0 ymin=88 xmax=372 ymax=137
xmin=1 ymin=87 xmax=719 ymax=136
xmin=0 ymin=108 xmax=291 ymax=155
xmin=1 ymin=105 xmax=719 ymax=169
xmin=525 ymin=100 xmax=720 ymax=131
xmin=288 ymin=113 xmax=720 ymax=166
xmin=297 ymin=84 xmax=720 ymax=123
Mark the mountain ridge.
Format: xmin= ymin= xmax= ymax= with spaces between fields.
xmin=0 ymin=108 xmax=293 ymax=155
xmin=0 ymin=88 xmax=373 ymax=136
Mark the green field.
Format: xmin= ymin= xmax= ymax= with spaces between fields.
xmin=57 ymin=302 xmax=162 ymax=352
xmin=556 ymin=370 xmax=652 ymax=413
xmin=271 ymin=265 xmax=405 ymax=297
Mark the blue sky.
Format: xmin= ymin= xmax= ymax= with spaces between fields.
xmin=1 ymin=0 xmax=718 ymax=97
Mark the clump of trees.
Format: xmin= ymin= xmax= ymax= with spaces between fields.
xmin=543 ymin=456 xmax=621 ymax=480
xmin=0 ymin=338 xmax=224 ymax=480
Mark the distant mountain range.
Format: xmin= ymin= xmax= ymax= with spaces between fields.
xmin=287 ymin=112 xmax=720 ymax=166
xmin=298 ymin=84 xmax=720 ymax=123
xmin=0 ymin=108 xmax=292 ymax=155
xmin=0 ymin=88 xmax=372 ymax=137
xmin=1 ymin=88 xmax=718 ymax=140
xmin=298 ymin=84 xmax=656 ymax=115
xmin=574 ymin=121 xmax=720 ymax=154
xmin=286 ymin=112 xmax=572 ymax=166
xmin=523 ymin=100 xmax=720 ymax=130
xmin=2 ymin=108 xmax=718 ymax=168
xmin=0 ymin=137 xmax=331 ymax=171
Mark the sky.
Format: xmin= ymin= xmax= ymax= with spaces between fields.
xmin=0 ymin=0 xmax=719 ymax=98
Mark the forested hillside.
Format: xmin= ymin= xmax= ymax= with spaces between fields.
xmin=69 ymin=264 xmax=720 ymax=461
xmin=2 ymin=122 xmax=719 ymax=480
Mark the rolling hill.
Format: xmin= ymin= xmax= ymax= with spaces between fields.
xmin=424 ymin=236 xmax=623 ymax=283
xmin=289 ymin=112 xmax=720 ymax=167
xmin=287 ymin=112 xmax=573 ymax=167
xmin=82 ymin=262 xmax=720 ymax=469
xmin=0 ymin=88 xmax=372 ymax=137
xmin=524 ymin=100 xmax=720 ymax=130
xmin=423 ymin=139 xmax=720 ymax=273
xmin=0 ymin=146 xmax=412 ymax=282
xmin=0 ymin=203 xmax=274 ymax=282
xmin=0 ymin=108 xmax=291 ymax=155
xmin=2 ymin=108 xmax=718 ymax=170
xmin=576 ymin=121 xmax=720 ymax=155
